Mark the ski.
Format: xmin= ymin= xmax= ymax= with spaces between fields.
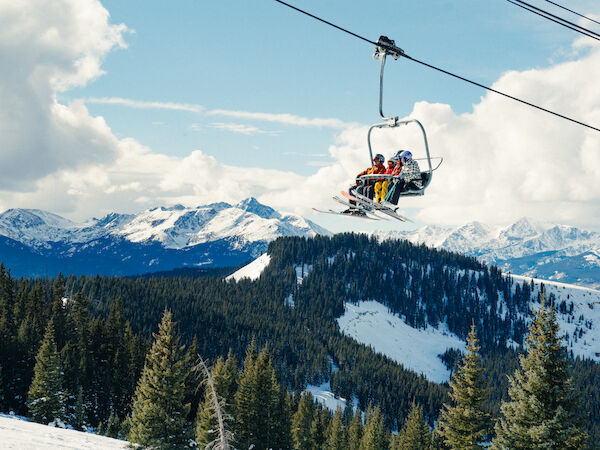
xmin=340 ymin=190 xmax=411 ymax=222
xmin=331 ymin=196 xmax=389 ymax=220
xmin=312 ymin=207 xmax=380 ymax=220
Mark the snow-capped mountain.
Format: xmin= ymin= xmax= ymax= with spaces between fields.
xmin=373 ymin=218 xmax=600 ymax=288
xmin=0 ymin=198 xmax=330 ymax=277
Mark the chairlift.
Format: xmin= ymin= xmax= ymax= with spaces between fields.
xmin=362 ymin=36 xmax=443 ymax=197
xmin=316 ymin=36 xmax=443 ymax=221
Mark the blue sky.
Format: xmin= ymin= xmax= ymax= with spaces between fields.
xmin=66 ymin=0 xmax=592 ymax=167
xmin=2 ymin=0 xmax=600 ymax=232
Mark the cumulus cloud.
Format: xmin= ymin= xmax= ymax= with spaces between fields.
xmin=0 ymin=0 xmax=128 ymax=190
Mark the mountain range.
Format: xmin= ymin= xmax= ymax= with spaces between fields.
xmin=373 ymin=218 xmax=600 ymax=288
xmin=0 ymin=198 xmax=328 ymax=277
xmin=1 ymin=197 xmax=599 ymax=287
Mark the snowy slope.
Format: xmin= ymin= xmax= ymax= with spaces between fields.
xmin=0 ymin=414 xmax=128 ymax=449
xmin=337 ymin=301 xmax=466 ymax=383
xmin=512 ymin=275 xmax=600 ymax=360
xmin=373 ymin=218 xmax=600 ymax=288
xmin=227 ymin=253 xmax=271 ymax=281
xmin=336 ymin=276 xmax=600 ymax=386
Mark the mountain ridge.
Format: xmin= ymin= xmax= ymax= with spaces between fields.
xmin=373 ymin=217 xmax=600 ymax=288
xmin=0 ymin=198 xmax=329 ymax=277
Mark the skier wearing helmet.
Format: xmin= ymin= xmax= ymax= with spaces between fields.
xmin=356 ymin=153 xmax=386 ymax=200
xmin=343 ymin=153 xmax=386 ymax=214
xmin=374 ymin=156 xmax=397 ymax=203
xmin=388 ymin=150 xmax=422 ymax=204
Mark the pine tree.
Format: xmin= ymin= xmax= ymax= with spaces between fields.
xmin=347 ymin=410 xmax=364 ymax=450
xmin=492 ymin=299 xmax=587 ymax=449
xmin=234 ymin=343 xmax=285 ymax=449
xmin=27 ymin=322 xmax=66 ymax=424
xmin=271 ymin=378 xmax=293 ymax=449
xmin=360 ymin=405 xmax=388 ymax=450
xmin=438 ymin=323 xmax=491 ymax=448
xmin=310 ymin=404 xmax=329 ymax=449
xmin=234 ymin=339 xmax=258 ymax=448
xmin=128 ymin=310 xmax=192 ymax=449
xmin=326 ymin=407 xmax=348 ymax=450
xmin=104 ymin=411 xmax=122 ymax=438
xmin=394 ymin=402 xmax=430 ymax=450
xmin=195 ymin=356 xmax=236 ymax=449
xmin=292 ymin=392 xmax=316 ymax=450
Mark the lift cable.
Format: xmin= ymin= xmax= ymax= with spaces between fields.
xmin=507 ymin=0 xmax=600 ymax=41
xmin=273 ymin=0 xmax=600 ymax=133
xmin=542 ymin=0 xmax=600 ymax=27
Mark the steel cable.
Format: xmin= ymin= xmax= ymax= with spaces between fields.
xmin=273 ymin=0 xmax=600 ymax=133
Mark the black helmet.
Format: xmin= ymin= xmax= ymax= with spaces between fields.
xmin=374 ymin=153 xmax=385 ymax=163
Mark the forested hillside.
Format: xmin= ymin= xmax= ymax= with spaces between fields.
xmin=1 ymin=233 xmax=599 ymax=446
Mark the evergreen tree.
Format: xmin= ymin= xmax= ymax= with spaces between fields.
xmin=326 ymin=407 xmax=348 ymax=450
xmin=272 ymin=381 xmax=293 ymax=449
xmin=347 ymin=410 xmax=364 ymax=450
xmin=360 ymin=405 xmax=388 ymax=450
xmin=73 ymin=386 xmax=86 ymax=431
xmin=292 ymin=392 xmax=315 ymax=450
xmin=310 ymin=404 xmax=329 ymax=449
xmin=234 ymin=343 xmax=285 ymax=449
xmin=195 ymin=355 xmax=237 ymax=449
xmin=394 ymin=402 xmax=430 ymax=450
xmin=128 ymin=310 xmax=192 ymax=449
xmin=195 ymin=392 xmax=218 ymax=449
xmin=104 ymin=411 xmax=122 ymax=438
xmin=492 ymin=300 xmax=587 ymax=449
xmin=218 ymin=351 xmax=239 ymax=408
xmin=27 ymin=322 xmax=66 ymax=424
xmin=234 ymin=339 xmax=258 ymax=448
xmin=438 ymin=323 xmax=491 ymax=448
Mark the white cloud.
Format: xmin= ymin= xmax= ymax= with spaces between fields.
xmin=205 ymin=122 xmax=279 ymax=136
xmin=86 ymin=97 xmax=203 ymax=113
xmin=206 ymin=109 xmax=357 ymax=129
xmin=0 ymin=0 xmax=128 ymax=190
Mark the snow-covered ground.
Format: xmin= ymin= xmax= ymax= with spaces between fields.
xmin=0 ymin=414 xmax=128 ymax=449
xmin=511 ymin=274 xmax=600 ymax=361
xmin=305 ymin=381 xmax=350 ymax=412
xmin=226 ymin=253 xmax=271 ymax=281
xmin=294 ymin=263 xmax=312 ymax=285
xmin=336 ymin=276 xmax=600 ymax=387
xmin=337 ymin=301 xmax=466 ymax=384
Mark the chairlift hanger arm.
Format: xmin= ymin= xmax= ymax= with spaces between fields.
xmin=374 ymin=36 xmax=404 ymax=122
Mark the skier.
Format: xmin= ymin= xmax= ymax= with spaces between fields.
xmin=343 ymin=153 xmax=386 ymax=214
xmin=374 ymin=156 xmax=397 ymax=203
xmin=388 ymin=150 xmax=422 ymax=205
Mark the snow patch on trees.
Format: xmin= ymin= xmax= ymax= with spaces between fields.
xmin=337 ymin=301 xmax=466 ymax=384
xmin=511 ymin=274 xmax=600 ymax=361
xmin=226 ymin=253 xmax=271 ymax=281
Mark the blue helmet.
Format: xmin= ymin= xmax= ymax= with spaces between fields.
xmin=397 ymin=150 xmax=412 ymax=163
